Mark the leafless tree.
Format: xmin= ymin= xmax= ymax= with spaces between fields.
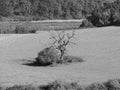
xmin=50 ymin=30 xmax=76 ymax=61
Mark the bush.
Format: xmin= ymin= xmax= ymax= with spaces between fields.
xmin=29 ymin=29 xmax=36 ymax=33
xmin=14 ymin=25 xmax=29 ymax=34
xmin=86 ymin=83 xmax=107 ymax=90
xmin=110 ymin=11 xmax=120 ymax=26
xmin=36 ymin=46 xmax=60 ymax=66
xmin=13 ymin=25 xmax=36 ymax=34
xmin=2 ymin=79 xmax=120 ymax=90
xmin=47 ymin=80 xmax=81 ymax=90
xmin=6 ymin=85 xmax=38 ymax=90
xmin=35 ymin=47 xmax=83 ymax=66
xmin=88 ymin=9 xmax=111 ymax=27
xmin=87 ymin=1 xmax=120 ymax=27
xmin=63 ymin=55 xmax=84 ymax=63
xmin=104 ymin=79 xmax=120 ymax=90
xmin=79 ymin=19 xmax=94 ymax=28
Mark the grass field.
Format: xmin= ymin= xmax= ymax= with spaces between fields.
xmin=0 ymin=26 xmax=120 ymax=87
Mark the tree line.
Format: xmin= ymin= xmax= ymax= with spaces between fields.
xmin=0 ymin=0 xmax=120 ymax=25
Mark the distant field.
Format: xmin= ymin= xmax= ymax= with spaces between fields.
xmin=0 ymin=19 xmax=83 ymax=33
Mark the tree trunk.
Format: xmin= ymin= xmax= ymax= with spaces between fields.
xmin=60 ymin=50 xmax=65 ymax=63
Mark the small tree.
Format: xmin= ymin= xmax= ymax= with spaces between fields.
xmin=50 ymin=30 xmax=75 ymax=62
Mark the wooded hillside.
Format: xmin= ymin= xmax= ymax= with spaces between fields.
xmin=0 ymin=0 xmax=120 ymax=24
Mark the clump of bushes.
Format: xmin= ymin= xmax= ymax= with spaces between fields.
xmin=104 ymin=79 xmax=120 ymax=90
xmin=13 ymin=25 xmax=36 ymax=34
xmin=63 ymin=55 xmax=83 ymax=63
xmin=86 ymin=83 xmax=107 ymax=90
xmin=35 ymin=31 xmax=83 ymax=66
xmin=87 ymin=1 xmax=120 ymax=27
xmin=35 ymin=46 xmax=83 ymax=66
xmin=0 ymin=25 xmax=36 ymax=34
xmin=47 ymin=80 xmax=81 ymax=90
xmin=6 ymin=85 xmax=38 ymax=90
xmin=87 ymin=10 xmax=111 ymax=27
xmin=2 ymin=79 xmax=120 ymax=90
xmin=41 ymin=79 xmax=120 ymax=90
xmin=29 ymin=29 xmax=36 ymax=33
xmin=79 ymin=19 xmax=94 ymax=28
xmin=14 ymin=25 xmax=29 ymax=34
xmin=35 ymin=46 xmax=60 ymax=66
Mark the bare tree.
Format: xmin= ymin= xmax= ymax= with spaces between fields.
xmin=50 ymin=30 xmax=76 ymax=61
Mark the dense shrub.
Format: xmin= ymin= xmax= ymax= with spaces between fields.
xmin=104 ymin=79 xmax=120 ymax=90
xmin=35 ymin=46 xmax=60 ymax=66
xmin=2 ymin=79 xmax=120 ymax=90
xmin=79 ymin=19 xmax=94 ymax=28
xmin=87 ymin=0 xmax=120 ymax=27
xmin=13 ymin=25 xmax=36 ymax=34
xmin=63 ymin=55 xmax=83 ymax=63
xmin=110 ymin=11 xmax=120 ymax=26
xmin=87 ymin=9 xmax=111 ymax=27
xmin=29 ymin=29 xmax=36 ymax=33
xmin=35 ymin=46 xmax=83 ymax=66
xmin=14 ymin=25 xmax=29 ymax=34
xmin=6 ymin=85 xmax=38 ymax=90
xmin=86 ymin=83 xmax=107 ymax=90
xmin=41 ymin=79 xmax=120 ymax=90
xmin=47 ymin=80 xmax=81 ymax=90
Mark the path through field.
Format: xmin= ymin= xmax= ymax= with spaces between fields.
xmin=0 ymin=27 xmax=120 ymax=87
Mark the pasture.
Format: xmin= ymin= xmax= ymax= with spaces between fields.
xmin=0 ymin=26 xmax=120 ymax=87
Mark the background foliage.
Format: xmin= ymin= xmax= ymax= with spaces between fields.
xmin=0 ymin=0 xmax=120 ymax=26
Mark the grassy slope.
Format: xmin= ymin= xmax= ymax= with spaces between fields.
xmin=0 ymin=27 xmax=120 ymax=87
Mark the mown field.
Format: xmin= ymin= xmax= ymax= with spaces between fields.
xmin=0 ymin=20 xmax=83 ymax=33
xmin=0 ymin=27 xmax=120 ymax=88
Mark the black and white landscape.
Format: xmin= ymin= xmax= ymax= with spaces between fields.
xmin=0 ymin=0 xmax=120 ymax=90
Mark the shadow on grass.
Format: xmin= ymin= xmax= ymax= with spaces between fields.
xmin=22 ymin=59 xmax=51 ymax=67
xmin=22 ymin=56 xmax=84 ymax=67
xmin=23 ymin=62 xmax=51 ymax=67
